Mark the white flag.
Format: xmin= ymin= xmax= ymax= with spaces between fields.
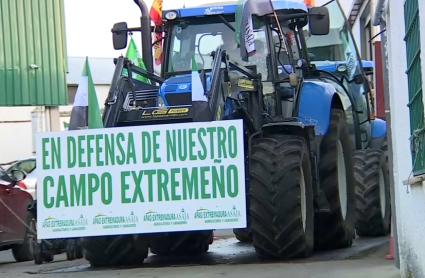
xmin=191 ymin=57 xmax=207 ymax=102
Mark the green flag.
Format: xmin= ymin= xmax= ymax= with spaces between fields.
xmin=124 ymin=37 xmax=150 ymax=84
xmin=191 ymin=56 xmax=199 ymax=71
xmin=235 ymin=0 xmax=245 ymax=45
xmin=191 ymin=56 xmax=206 ymax=102
xmin=85 ymin=58 xmax=103 ymax=129
xmin=69 ymin=57 xmax=103 ymax=130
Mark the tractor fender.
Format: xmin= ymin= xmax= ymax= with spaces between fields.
xmin=371 ymin=118 xmax=387 ymax=139
xmin=250 ymin=122 xmax=315 ymax=158
xmin=260 ymin=121 xmax=314 ymax=138
xmin=370 ymin=118 xmax=387 ymax=149
xmin=298 ymin=81 xmax=342 ymax=136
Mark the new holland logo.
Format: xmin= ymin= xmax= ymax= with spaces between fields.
xmin=42 ymin=215 xmax=88 ymax=228
xmin=204 ymin=6 xmax=224 ymax=15
xmin=92 ymin=212 xmax=139 ymax=225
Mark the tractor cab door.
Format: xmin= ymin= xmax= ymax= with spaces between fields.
xmin=304 ymin=0 xmax=372 ymax=148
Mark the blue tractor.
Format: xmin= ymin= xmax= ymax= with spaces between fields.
xmin=80 ymin=0 xmax=390 ymax=266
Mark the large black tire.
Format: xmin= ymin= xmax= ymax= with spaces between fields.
xmin=12 ymin=213 xmax=35 ymax=262
xmin=150 ymin=231 xmax=213 ymax=256
xmin=81 ymin=235 xmax=148 ymax=267
xmin=66 ymin=239 xmax=83 ymax=261
xmin=354 ymin=149 xmax=391 ymax=236
xmin=249 ymin=134 xmax=314 ymax=259
xmin=233 ymin=228 xmax=252 ymax=243
xmin=314 ymin=109 xmax=355 ymax=250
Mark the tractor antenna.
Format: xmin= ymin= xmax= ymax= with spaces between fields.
xmin=272 ymin=10 xmax=289 ymax=56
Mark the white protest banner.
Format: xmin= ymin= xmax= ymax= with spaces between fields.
xmin=36 ymin=120 xmax=246 ymax=239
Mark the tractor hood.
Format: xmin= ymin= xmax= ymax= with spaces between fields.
xmin=160 ymin=73 xmax=213 ymax=106
xmin=314 ymin=60 xmax=374 ymax=74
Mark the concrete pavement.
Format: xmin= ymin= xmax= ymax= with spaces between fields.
xmin=0 ymin=235 xmax=400 ymax=278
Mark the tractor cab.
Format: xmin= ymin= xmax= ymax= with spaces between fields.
xmin=156 ymin=1 xmax=329 ymax=117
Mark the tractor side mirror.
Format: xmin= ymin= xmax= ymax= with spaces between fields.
xmin=309 ymin=7 xmax=330 ymax=36
xmin=112 ymin=22 xmax=129 ymax=50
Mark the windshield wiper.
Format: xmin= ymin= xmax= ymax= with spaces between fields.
xmin=218 ymin=15 xmax=235 ymax=32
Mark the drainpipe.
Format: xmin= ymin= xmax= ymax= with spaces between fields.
xmin=133 ymin=0 xmax=154 ymax=73
xmin=372 ymin=0 xmax=386 ymax=26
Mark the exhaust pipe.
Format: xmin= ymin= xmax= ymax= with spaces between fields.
xmin=133 ymin=0 xmax=154 ymax=73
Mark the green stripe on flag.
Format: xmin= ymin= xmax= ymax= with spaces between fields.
xmin=235 ymin=0 xmax=245 ymax=45
xmin=191 ymin=56 xmax=199 ymax=71
xmin=124 ymin=37 xmax=151 ymax=84
xmin=191 ymin=56 xmax=207 ymax=102
xmin=84 ymin=57 xmax=103 ymax=129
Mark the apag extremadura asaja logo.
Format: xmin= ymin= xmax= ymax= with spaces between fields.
xmin=92 ymin=211 xmax=139 ymax=225
xmin=42 ymin=215 xmax=88 ymax=228
xmin=194 ymin=206 xmax=241 ymax=223
xmin=143 ymin=209 xmax=189 ymax=225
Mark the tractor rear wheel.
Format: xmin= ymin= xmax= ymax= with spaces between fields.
xmin=353 ymin=149 xmax=391 ymax=236
xmin=249 ymin=134 xmax=314 ymax=259
xmin=314 ymin=109 xmax=355 ymax=250
xmin=81 ymin=235 xmax=148 ymax=267
xmin=150 ymin=231 xmax=213 ymax=256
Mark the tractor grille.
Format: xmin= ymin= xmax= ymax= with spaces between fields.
xmin=165 ymin=93 xmax=191 ymax=106
xmin=123 ymin=89 xmax=158 ymax=110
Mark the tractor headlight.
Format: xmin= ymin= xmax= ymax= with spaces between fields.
xmin=337 ymin=64 xmax=348 ymax=73
xmin=158 ymin=96 xmax=166 ymax=107
xmin=165 ymin=11 xmax=178 ymax=20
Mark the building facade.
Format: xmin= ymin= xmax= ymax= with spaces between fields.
xmin=0 ymin=57 xmax=114 ymax=164
xmin=370 ymin=0 xmax=425 ymax=276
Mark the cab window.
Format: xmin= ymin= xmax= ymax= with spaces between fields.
xmin=305 ymin=0 xmax=360 ymax=79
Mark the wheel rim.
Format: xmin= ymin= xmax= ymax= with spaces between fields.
xmin=336 ymin=140 xmax=348 ymax=220
xmin=300 ymin=168 xmax=307 ymax=232
xmin=379 ymin=169 xmax=386 ymax=218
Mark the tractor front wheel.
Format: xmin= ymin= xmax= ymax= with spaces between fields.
xmin=81 ymin=235 xmax=149 ymax=267
xmin=150 ymin=231 xmax=213 ymax=256
xmin=249 ymin=134 xmax=314 ymax=259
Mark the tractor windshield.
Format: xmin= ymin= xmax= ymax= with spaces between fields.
xmin=304 ymin=0 xmax=361 ymax=80
xmin=167 ymin=17 xmax=272 ymax=80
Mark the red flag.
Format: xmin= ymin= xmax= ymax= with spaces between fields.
xmin=304 ymin=0 xmax=315 ymax=8
xmin=150 ymin=0 xmax=163 ymax=65
xmin=150 ymin=0 xmax=162 ymax=26
xmin=153 ymin=35 xmax=163 ymax=66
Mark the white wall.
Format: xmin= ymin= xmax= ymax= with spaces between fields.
xmin=0 ymin=107 xmax=35 ymax=163
xmin=339 ymin=0 xmax=353 ymax=15
xmin=387 ymin=0 xmax=425 ymax=276
xmin=351 ymin=19 xmax=361 ymax=51
xmin=0 ymin=85 xmax=110 ymax=164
